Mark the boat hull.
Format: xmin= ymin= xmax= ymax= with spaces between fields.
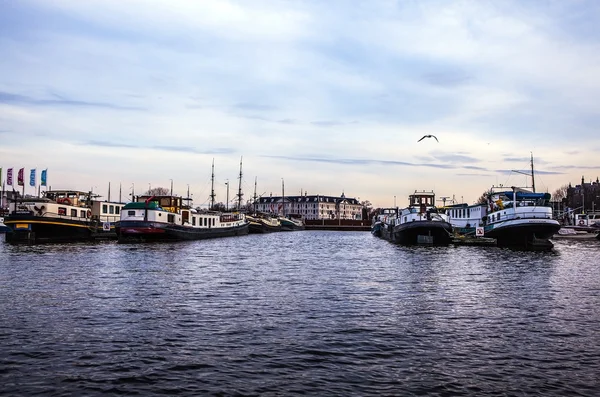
xmin=484 ymin=219 xmax=560 ymax=249
xmin=279 ymin=218 xmax=305 ymax=231
xmin=3 ymin=213 xmax=116 ymax=244
xmin=117 ymin=220 xmax=249 ymax=242
xmin=248 ymin=221 xmax=281 ymax=233
xmin=381 ymin=221 xmax=453 ymax=245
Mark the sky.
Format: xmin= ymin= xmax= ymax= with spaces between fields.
xmin=1 ymin=0 xmax=599 ymax=208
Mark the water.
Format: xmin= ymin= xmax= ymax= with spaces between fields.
xmin=1 ymin=232 xmax=599 ymax=396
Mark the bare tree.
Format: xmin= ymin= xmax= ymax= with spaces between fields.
xmin=144 ymin=187 xmax=170 ymax=196
xmin=210 ymin=202 xmax=226 ymax=212
xmin=552 ymin=184 xmax=568 ymax=202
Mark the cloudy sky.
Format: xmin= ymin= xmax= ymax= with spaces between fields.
xmin=1 ymin=0 xmax=599 ymax=208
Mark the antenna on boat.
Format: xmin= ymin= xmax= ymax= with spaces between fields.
xmin=108 ymin=182 xmax=111 ymax=202
xmin=511 ymin=152 xmax=536 ymax=192
xmin=209 ymin=159 xmax=216 ymax=210
xmin=282 ymin=178 xmax=285 ymax=216
xmin=237 ymin=156 xmax=243 ymax=210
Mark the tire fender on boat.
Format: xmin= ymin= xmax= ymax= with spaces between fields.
xmin=579 ymin=219 xmax=585 ymax=226
xmin=87 ymin=210 xmax=92 ymax=218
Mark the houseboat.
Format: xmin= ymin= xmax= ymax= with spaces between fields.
xmin=448 ymin=188 xmax=560 ymax=249
xmin=117 ymin=195 xmax=249 ymax=242
xmin=374 ymin=191 xmax=452 ymax=245
xmin=3 ymin=190 xmax=124 ymax=244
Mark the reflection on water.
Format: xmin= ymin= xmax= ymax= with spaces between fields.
xmin=1 ymin=233 xmax=599 ymax=396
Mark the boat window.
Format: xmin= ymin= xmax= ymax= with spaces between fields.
xmin=467 ymin=208 xmax=470 ymax=217
xmin=204 ymin=218 xmax=207 ymax=226
xmin=168 ymin=214 xmax=175 ymax=223
xmin=115 ymin=207 xmax=120 ymax=214
xmin=58 ymin=207 xmax=66 ymax=216
xmin=102 ymin=204 xmax=108 ymax=213
xmin=128 ymin=210 xmax=135 ymax=216
xmin=192 ymin=216 xmax=196 ymax=226
xmin=71 ymin=209 xmax=77 ymax=217
xmin=109 ymin=205 xmax=115 ymax=214
xmin=80 ymin=210 xmax=86 ymax=218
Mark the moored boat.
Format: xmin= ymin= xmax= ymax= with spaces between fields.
xmin=448 ymin=188 xmax=560 ymax=250
xmin=3 ymin=190 xmax=124 ymax=244
xmin=279 ymin=215 xmax=305 ymax=231
xmin=375 ymin=191 xmax=453 ymax=245
xmin=246 ymin=212 xmax=281 ymax=233
xmin=449 ymin=155 xmax=560 ymax=250
xmin=117 ymin=195 xmax=249 ymax=242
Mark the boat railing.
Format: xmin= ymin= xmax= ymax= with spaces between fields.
xmin=488 ymin=209 xmax=553 ymax=223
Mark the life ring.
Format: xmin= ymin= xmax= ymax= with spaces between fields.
xmin=87 ymin=210 xmax=92 ymax=218
xmin=62 ymin=198 xmax=71 ymax=205
xmin=579 ymin=219 xmax=585 ymax=226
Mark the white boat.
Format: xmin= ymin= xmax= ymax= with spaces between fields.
xmin=4 ymin=190 xmax=124 ymax=244
xmin=374 ymin=190 xmax=453 ymax=245
xmin=448 ymin=155 xmax=560 ymax=250
xmin=117 ymin=195 xmax=249 ymax=242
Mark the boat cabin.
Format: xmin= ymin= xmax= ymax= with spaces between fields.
xmin=409 ymin=191 xmax=436 ymax=211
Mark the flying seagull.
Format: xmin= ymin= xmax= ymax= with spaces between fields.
xmin=418 ymin=134 xmax=439 ymax=142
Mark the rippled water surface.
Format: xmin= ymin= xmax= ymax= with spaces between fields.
xmin=1 ymin=232 xmax=599 ymax=396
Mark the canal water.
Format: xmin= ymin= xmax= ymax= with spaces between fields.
xmin=1 ymin=232 xmax=599 ymax=396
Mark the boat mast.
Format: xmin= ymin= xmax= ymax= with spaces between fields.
xmin=237 ymin=156 xmax=243 ymax=210
xmin=209 ymin=159 xmax=216 ymax=210
xmin=282 ymin=178 xmax=285 ymax=216
xmin=253 ymin=177 xmax=258 ymax=213
xmin=530 ymin=152 xmax=535 ymax=193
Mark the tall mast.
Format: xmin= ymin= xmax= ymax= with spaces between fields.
xmin=253 ymin=177 xmax=258 ymax=213
xmin=530 ymin=152 xmax=535 ymax=193
xmin=237 ymin=156 xmax=243 ymax=210
xmin=282 ymin=178 xmax=285 ymax=216
xmin=108 ymin=182 xmax=111 ymax=202
xmin=209 ymin=159 xmax=216 ymax=210
xmin=119 ymin=183 xmax=122 ymax=203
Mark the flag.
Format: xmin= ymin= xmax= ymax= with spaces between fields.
xmin=17 ymin=168 xmax=24 ymax=186
xmin=7 ymin=168 xmax=13 ymax=186
xmin=30 ymin=169 xmax=36 ymax=186
xmin=41 ymin=169 xmax=47 ymax=186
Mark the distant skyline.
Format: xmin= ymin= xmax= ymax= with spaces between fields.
xmin=1 ymin=0 xmax=599 ymax=208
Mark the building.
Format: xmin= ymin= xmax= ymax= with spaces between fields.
xmin=254 ymin=192 xmax=363 ymax=220
xmin=566 ymin=176 xmax=600 ymax=213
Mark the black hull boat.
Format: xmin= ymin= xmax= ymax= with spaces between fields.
xmin=5 ymin=214 xmax=93 ymax=244
xmin=247 ymin=214 xmax=281 ymax=233
xmin=374 ymin=191 xmax=453 ymax=246
xmin=485 ymin=221 xmax=560 ymax=250
xmin=117 ymin=220 xmax=249 ymax=242
xmin=117 ymin=196 xmax=249 ymax=243
xmin=4 ymin=190 xmax=122 ymax=244
xmin=382 ymin=220 xmax=453 ymax=245
xmin=447 ymin=155 xmax=561 ymax=251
